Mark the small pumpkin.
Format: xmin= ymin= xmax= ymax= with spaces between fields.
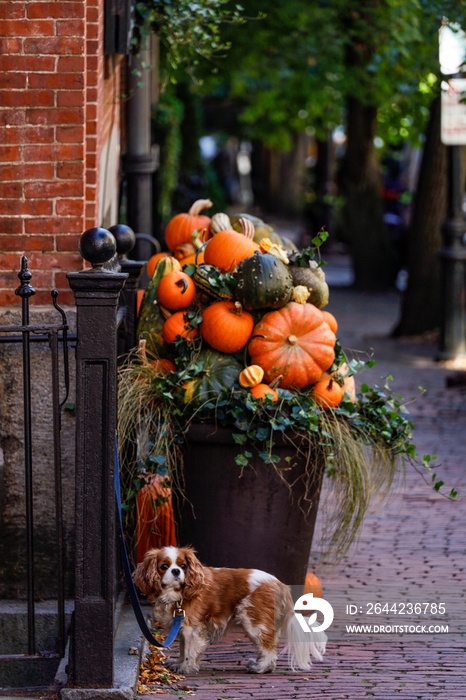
xmin=181 ymin=250 xmax=205 ymax=268
xmin=165 ymin=199 xmax=213 ymax=252
xmin=250 ymin=383 xmax=279 ymax=402
xmin=180 ymin=349 xmax=242 ymax=408
xmin=319 ymin=362 xmax=356 ymax=403
xmin=321 ymin=310 xmax=338 ymax=334
xmin=203 ymin=222 xmax=260 ymax=272
xmin=235 ymin=252 xmax=293 ymax=311
xmin=157 ymin=270 xmax=196 ymax=311
xmin=239 ymin=364 xmax=264 ymax=388
xmin=162 ymin=312 xmax=198 ymax=344
xmin=150 ymin=357 xmax=176 ymax=375
xmin=200 ymin=301 xmax=254 ymax=354
xmin=312 ymin=377 xmax=344 ymax=409
xmin=248 ymin=302 xmax=336 ymax=390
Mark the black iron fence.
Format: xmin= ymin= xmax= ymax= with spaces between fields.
xmin=0 ymin=226 xmax=143 ymax=692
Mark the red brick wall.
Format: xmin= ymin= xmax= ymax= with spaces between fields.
xmin=0 ymin=0 xmax=122 ymax=306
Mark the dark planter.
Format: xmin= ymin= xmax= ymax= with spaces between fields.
xmin=173 ymin=423 xmax=324 ymax=585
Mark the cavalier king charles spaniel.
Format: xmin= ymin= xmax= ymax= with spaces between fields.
xmin=133 ymin=545 xmax=326 ymax=674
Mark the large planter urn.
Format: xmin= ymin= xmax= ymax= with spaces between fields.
xmin=173 ymin=423 xmax=324 ymax=585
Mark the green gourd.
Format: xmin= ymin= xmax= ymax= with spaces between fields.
xmin=235 ymin=252 xmax=293 ymax=311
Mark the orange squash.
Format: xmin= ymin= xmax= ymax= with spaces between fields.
xmin=157 ymin=270 xmax=196 ymax=311
xmin=150 ymin=358 xmax=176 ymax=375
xmin=312 ymin=378 xmax=344 ymax=409
xmin=162 ymin=311 xmax=199 ymax=344
xmin=248 ymin=302 xmax=336 ymax=390
xmin=136 ymin=475 xmax=177 ymax=563
xmin=203 ymin=229 xmax=260 ymax=272
xmin=165 ymin=199 xmax=213 ymax=252
xmin=250 ymin=383 xmax=279 ymax=402
xmin=200 ymin=301 xmax=254 ymax=353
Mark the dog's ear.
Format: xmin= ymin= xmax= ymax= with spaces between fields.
xmin=182 ymin=546 xmax=204 ymax=600
xmin=133 ymin=548 xmax=162 ymax=598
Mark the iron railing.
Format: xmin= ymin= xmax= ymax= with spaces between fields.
xmin=0 ymin=226 xmax=143 ymax=691
xmin=0 ymin=256 xmax=69 ymax=667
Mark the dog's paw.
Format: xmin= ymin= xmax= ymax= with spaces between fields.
xmin=246 ymin=658 xmax=259 ymax=673
xmin=166 ymin=659 xmax=199 ymax=674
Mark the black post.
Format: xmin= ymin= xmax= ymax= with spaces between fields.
xmin=438 ymin=143 xmax=466 ymax=360
xmin=67 ymin=228 xmax=127 ymax=688
xmin=122 ymin=44 xmax=157 ymax=261
xmin=108 ymin=224 xmax=144 ymax=357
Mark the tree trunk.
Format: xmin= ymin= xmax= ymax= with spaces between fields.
xmin=339 ymin=97 xmax=393 ymax=289
xmin=392 ymin=96 xmax=447 ymax=336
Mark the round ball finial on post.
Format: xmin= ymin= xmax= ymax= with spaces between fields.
xmin=108 ymin=224 xmax=136 ymax=261
xmin=79 ymin=228 xmax=117 ymax=269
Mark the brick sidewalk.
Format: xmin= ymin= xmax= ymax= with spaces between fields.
xmin=141 ymin=283 xmax=466 ymax=700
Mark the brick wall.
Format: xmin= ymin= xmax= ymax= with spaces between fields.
xmin=0 ymin=0 xmax=122 ymax=306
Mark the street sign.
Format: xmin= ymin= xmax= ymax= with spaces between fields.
xmin=441 ymin=78 xmax=466 ymax=145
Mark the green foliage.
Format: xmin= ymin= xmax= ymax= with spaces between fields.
xmin=196 ymin=0 xmax=466 ymax=149
xmin=134 ymin=0 xmax=245 ymax=85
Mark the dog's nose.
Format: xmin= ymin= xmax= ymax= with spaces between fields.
xmin=171 ymin=568 xmax=180 ymax=577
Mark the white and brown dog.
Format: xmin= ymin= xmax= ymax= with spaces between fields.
xmin=133 ymin=545 xmax=326 ymax=674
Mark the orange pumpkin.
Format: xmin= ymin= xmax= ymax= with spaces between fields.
xmin=200 ymin=301 xmax=254 ymax=353
xmin=150 ymin=358 xmax=176 ymax=375
xmin=203 ymin=229 xmax=260 ymax=272
xmin=136 ymin=475 xmax=177 ymax=563
xmin=162 ymin=312 xmax=199 ymax=344
xmin=312 ymin=378 xmax=344 ymax=409
xmin=157 ymin=270 xmax=196 ymax=311
xmin=319 ymin=362 xmax=356 ymax=403
xmin=147 ymin=252 xmax=170 ymax=279
xmin=250 ymin=383 xmax=279 ymax=402
xmin=321 ymin=310 xmax=338 ymax=334
xmin=248 ymin=302 xmax=336 ymax=390
xmin=181 ymin=250 xmax=205 ymax=268
xmin=165 ymin=199 xmax=213 ymax=252
xmin=304 ymin=572 xmax=322 ymax=598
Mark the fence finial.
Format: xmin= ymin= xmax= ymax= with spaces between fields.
xmin=79 ymin=227 xmax=117 ymax=269
xmin=15 ymin=256 xmax=36 ymax=299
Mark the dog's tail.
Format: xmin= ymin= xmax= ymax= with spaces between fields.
xmin=278 ymin=584 xmax=327 ymax=671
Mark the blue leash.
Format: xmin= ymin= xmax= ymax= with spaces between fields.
xmin=115 ymin=440 xmax=184 ymax=648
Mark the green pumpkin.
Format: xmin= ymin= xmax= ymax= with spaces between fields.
xmin=179 ymin=349 xmax=242 ymax=408
xmin=235 ymin=252 xmax=293 ymax=311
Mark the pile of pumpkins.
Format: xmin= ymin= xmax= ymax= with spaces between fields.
xmin=137 ymin=199 xmax=355 ymax=410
